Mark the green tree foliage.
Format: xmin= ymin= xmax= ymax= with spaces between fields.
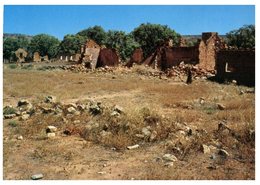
xmin=29 ymin=34 xmax=60 ymax=58
xmin=77 ymin=25 xmax=107 ymax=45
xmin=106 ymin=30 xmax=140 ymax=61
xmin=3 ymin=36 xmax=30 ymax=61
xmin=59 ymin=34 xmax=85 ymax=55
xmin=132 ymin=23 xmax=181 ymax=58
xmin=226 ymin=25 xmax=255 ymax=49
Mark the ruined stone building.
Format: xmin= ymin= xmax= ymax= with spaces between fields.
xmin=141 ymin=32 xmax=226 ymax=71
xmin=15 ymin=48 xmax=28 ymax=63
xmin=33 ymin=52 xmax=41 ymax=62
xmin=215 ymin=49 xmax=255 ymax=86
xmin=198 ymin=32 xmax=227 ymax=71
xmin=79 ymin=39 xmax=101 ymax=69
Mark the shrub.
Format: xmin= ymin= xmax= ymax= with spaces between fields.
xmin=8 ymin=64 xmax=17 ymax=69
xmin=8 ymin=120 xmax=17 ymax=127
xmin=3 ymin=106 xmax=17 ymax=115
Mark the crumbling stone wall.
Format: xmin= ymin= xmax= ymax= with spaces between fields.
xmin=15 ymin=48 xmax=27 ymax=63
xmin=79 ymin=39 xmax=101 ymax=69
xmin=216 ymin=50 xmax=255 ymax=86
xmin=126 ymin=48 xmax=144 ymax=67
xmin=198 ymin=32 xmax=226 ymax=71
xmin=33 ymin=52 xmax=41 ymax=62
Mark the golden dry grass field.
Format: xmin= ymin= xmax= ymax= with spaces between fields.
xmin=3 ymin=63 xmax=255 ymax=180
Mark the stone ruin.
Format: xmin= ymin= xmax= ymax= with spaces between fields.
xmin=215 ymin=49 xmax=255 ymax=86
xmin=33 ymin=52 xmax=41 ymax=62
xmin=15 ymin=48 xmax=28 ymax=63
xmin=79 ymin=39 xmax=101 ymax=69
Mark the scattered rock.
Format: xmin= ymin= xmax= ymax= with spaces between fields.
xmin=74 ymin=111 xmax=81 ymax=116
xmin=31 ymin=173 xmax=43 ymax=180
xmin=45 ymin=95 xmax=56 ymax=103
xmin=218 ymin=149 xmax=229 ymax=158
xmin=17 ymin=135 xmax=23 ymax=140
xmin=207 ymin=164 xmax=217 ymax=170
xmin=245 ymin=89 xmax=254 ymax=94
xmin=20 ymin=114 xmax=30 ymax=121
xmin=46 ymin=126 xmax=57 ymax=133
xmin=68 ymin=103 xmax=77 ymax=108
xmin=4 ymin=114 xmax=16 ymax=119
xmin=162 ymin=154 xmax=178 ymax=162
xmin=47 ymin=133 xmax=56 ymax=138
xmin=201 ymin=144 xmax=211 ymax=154
xmin=127 ymin=144 xmax=140 ymax=150
xmin=67 ymin=107 xmax=76 ymax=114
xmin=217 ymin=103 xmax=225 ymax=110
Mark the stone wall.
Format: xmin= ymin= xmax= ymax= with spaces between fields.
xmin=198 ymin=32 xmax=226 ymax=71
xmin=216 ymin=50 xmax=255 ymax=86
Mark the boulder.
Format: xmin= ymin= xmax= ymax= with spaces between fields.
xmin=67 ymin=107 xmax=77 ymax=114
xmin=162 ymin=154 xmax=178 ymax=162
xmin=45 ymin=95 xmax=56 ymax=103
xmin=217 ymin=103 xmax=225 ymax=110
xmin=46 ymin=126 xmax=57 ymax=133
xmin=4 ymin=114 xmax=16 ymax=119
xmin=218 ymin=149 xmax=229 ymax=158
xmin=127 ymin=144 xmax=140 ymax=150
xmin=201 ymin=144 xmax=211 ymax=154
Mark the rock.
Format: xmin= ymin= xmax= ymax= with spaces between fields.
xmin=111 ymin=111 xmax=120 ymax=117
xmin=74 ymin=111 xmax=81 ymax=116
xmin=97 ymin=171 xmax=106 ymax=175
xmin=127 ymin=144 xmax=140 ymax=150
xmin=231 ymin=80 xmax=237 ymax=84
xmin=218 ymin=149 xmax=229 ymax=158
xmin=4 ymin=114 xmax=16 ymax=119
xmin=73 ymin=120 xmax=80 ymax=124
xmin=17 ymin=135 xmax=23 ymax=140
xmin=135 ymin=134 xmax=145 ymax=139
xmin=113 ymin=105 xmax=124 ymax=114
xmin=77 ymin=104 xmax=86 ymax=111
xmin=31 ymin=173 xmax=43 ymax=180
xmin=46 ymin=126 xmax=57 ymax=133
xmin=45 ymin=95 xmax=56 ymax=103
xmin=201 ymin=144 xmax=211 ymax=154
xmin=142 ymin=127 xmax=151 ymax=137
xmin=89 ymin=104 xmax=102 ymax=115
xmin=17 ymin=99 xmax=30 ymax=107
xmin=149 ymin=131 xmax=157 ymax=142
xmin=17 ymin=99 xmax=33 ymax=111
xmin=217 ymin=103 xmax=225 ymax=110
xmin=199 ymin=97 xmax=205 ymax=105
xmin=20 ymin=114 xmax=30 ymax=121
xmin=47 ymin=133 xmax=56 ymax=138
xmin=162 ymin=154 xmax=178 ymax=162
xmin=245 ymin=89 xmax=254 ymax=94
xmin=249 ymin=129 xmax=255 ymax=140
xmin=67 ymin=107 xmax=76 ymax=114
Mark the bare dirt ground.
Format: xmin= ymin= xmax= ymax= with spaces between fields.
xmin=3 ymin=63 xmax=255 ymax=180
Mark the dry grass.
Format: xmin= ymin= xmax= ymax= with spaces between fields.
xmin=3 ymin=65 xmax=255 ymax=180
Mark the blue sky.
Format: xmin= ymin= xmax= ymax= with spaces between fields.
xmin=4 ymin=5 xmax=255 ymax=40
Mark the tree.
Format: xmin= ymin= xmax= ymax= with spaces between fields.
xmin=3 ymin=36 xmax=30 ymax=62
xmin=29 ymin=34 xmax=60 ymax=58
xmin=226 ymin=25 xmax=255 ymax=49
xmin=59 ymin=34 xmax=85 ymax=55
xmin=106 ymin=30 xmax=140 ymax=61
xmin=132 ymin=23 xmax=181 ymax=58
xmin=77 ymin=25 xmax=107 ymax=45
